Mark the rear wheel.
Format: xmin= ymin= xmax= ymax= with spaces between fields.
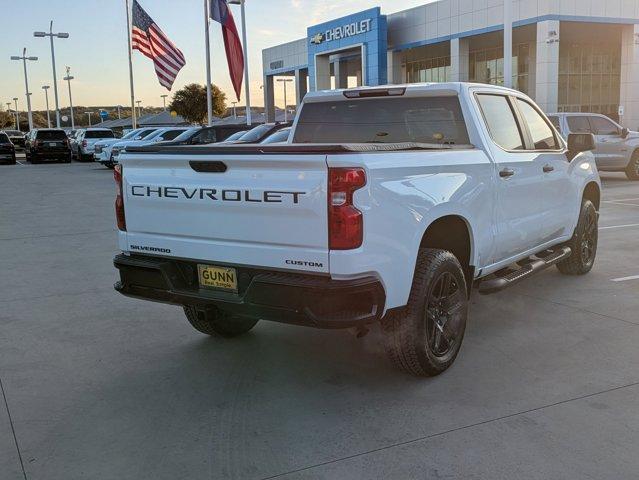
xmin=556 ymin=199 xmax=598 ymax=275
xmin=183 ymin=305 xmax=258 ymax=338
xmin=381 ymin=249 xmax=468 ymax=377
xmin=625 ymin=151 xmax=639 ymax=180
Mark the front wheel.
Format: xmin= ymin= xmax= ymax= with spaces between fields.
xmin=556 ymin=199 xmax=598 ymax=275
xmin=183 ymin=305 xmax=258 ymax=338
xmin=625 ymin=152 xmax=639 ymax=180
xmin=381 ymin=249 xmax=468 ymax=377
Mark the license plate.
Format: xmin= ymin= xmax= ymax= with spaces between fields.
xmin=197 ymin=264 xmax=238 ymax=292
xmin=49 ymin=142 xmax=57 ymax=147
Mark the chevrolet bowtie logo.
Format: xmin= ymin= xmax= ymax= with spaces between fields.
xmin=310 ymin=32 xmax=324 ymax=45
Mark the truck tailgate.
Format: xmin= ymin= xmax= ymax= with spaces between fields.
xmin=121 ymin=152 xmax=329 ymax=273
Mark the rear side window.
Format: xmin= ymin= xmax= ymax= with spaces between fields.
xmin=476 ymin=94 xmax=524 ymax=150
xmin=85 ymin=130 xmax=115 ymax=139
xmin=589 ymin=116 xmax=619 ymax=135
xmin=0 ymin=133 xmax=9 ymax=143
xmin=516 ymin=99 xmax=559 ymax=150
xmin=36 ymin=130 xmax=67 ymax=140
xmin=547 ymin=116 xmax=561 ymax=130
xmin=160 ymin=130 xmax=185 ymax=141
xmin=567 ymin=117 xmax=591 ymax=134
xmin=294 ymin=96 xmax=470 ymax=145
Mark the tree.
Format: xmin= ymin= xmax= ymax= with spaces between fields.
xmin=168 ymin=83 xmax=227 ymax=124
xmin=0 ymin=110 xmax=14 ymax=129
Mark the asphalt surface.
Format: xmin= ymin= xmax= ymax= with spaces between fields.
xmin=1 ymin=154 xmax=639 ymax=480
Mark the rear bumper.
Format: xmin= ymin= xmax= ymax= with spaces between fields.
xmin=31 ymin=150 xmax=70 ymax=159
xmin=113 ymin=254 xmax=385 ymax=329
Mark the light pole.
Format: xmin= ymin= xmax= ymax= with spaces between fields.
xmin=11 ymin=48 xmax=38 ymax=130
xmin=86 ymin=111 xmax=94 ymax=127
xmin=228 ymin=0 xmax=251 ymax=125
xmin=117 ymin=105 xmax=122 ymax=120
xmin=63 ymin=66 xmax=75 ymax=129
xmin=6 ymin=102 xmax=15 ymax=130
xmin=12 ymin=98 xmax=19 ymax=130
xmin=34 ymin=22 xmax=69 ymax=128
xmin=42 ymin=86 xmax=51 ymax=127
xmin=161 ymin=94 xmax=168 ymax=110
xmin=136 ymin=100 xmax=142 ymax=119
xmin=276 ymin=78 xmax=293 ymax=123
xmin=231 ymin=101 xmax=237 ymax=118
xmin=503 ymin=0 xmax=513 ymax=88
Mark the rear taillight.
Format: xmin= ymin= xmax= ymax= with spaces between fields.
xmin=328 ymin=168 xmax=366 ymax=250
xmin=82 ymin=140 xmax=87 ymax=147
xmin=114 ymin=165 xmax=126 ymax=231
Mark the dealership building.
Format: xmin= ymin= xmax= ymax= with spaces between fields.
xmin=262 ymin=0 xmax=639 ymax=128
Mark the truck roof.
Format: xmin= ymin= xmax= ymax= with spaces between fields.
xmin=303 ymin=82 xmax=524 ymax=103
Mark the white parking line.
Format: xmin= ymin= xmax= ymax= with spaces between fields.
xmin=16 ymin=161 xmax=25 ymax=166
xmin=611 ymin=275 xmax=639 ymax=283
xmin=606 ymin=197 xmax=639 ymax=202
xmin=599 ymin=223 xmax=639 ymax=230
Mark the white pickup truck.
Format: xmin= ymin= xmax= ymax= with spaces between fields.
xmin=113 ymin=83 xmax=601 ymax=376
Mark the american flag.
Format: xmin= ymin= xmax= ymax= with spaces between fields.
xmin=210 ymin=0 xmax=244 ymax=100
xmin=131 ymin=0 xmax=185 ymax=90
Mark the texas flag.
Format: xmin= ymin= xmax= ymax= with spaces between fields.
xmin=210 ymin=0 xmax=244 ymax=101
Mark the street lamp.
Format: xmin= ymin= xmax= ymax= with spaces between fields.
xmin=34 ymin=22 xmax=69 ymax=128
xmin=86 ymin=111 xmax=94 ymax=127
xmin=117 ymin=105 xmax=122 ymax=120
xmin=42 ymin=86 xmax=51 ymax=128
xmin=136 ymin=100 xmax=142 ymax=119
xmin=228 ymin=0 xmax=252 ymax=125
xmin=63 ymin=66 xmax=75 ymax=129
xmin=160 ymin=94 xmax=168 ymax=110
xmin=12 ymin=98 xmax=19 ymax=130
xmin=276 ymin=78 xmax=293 ymax=122
xmin=10 ymin=48 xmax=38 ymax=130
xmin=231 ymin=101 xmax=237 ymax=118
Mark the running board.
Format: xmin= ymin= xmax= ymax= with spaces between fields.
xmin=478 ymin=246 xmax=572 ymax=295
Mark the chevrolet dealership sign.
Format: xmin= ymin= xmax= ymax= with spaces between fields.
xmin=310 ymin=18 xmax=373 ymax=45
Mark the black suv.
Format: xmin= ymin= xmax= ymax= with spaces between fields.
xmin=25 ymin=129 xmax=72 ymax=164
xmin=0 ymin=132 xmax=17 ymax=164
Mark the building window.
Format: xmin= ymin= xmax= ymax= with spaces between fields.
xmin=469 ymin=44 xmax=530 ymax=94
xmin=406 ymin=56 xmax=451 ymax=83
xmin=558 ymin=43 xmax=621 ymax=117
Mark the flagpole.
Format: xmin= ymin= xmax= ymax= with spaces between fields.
xmin=204 ymin=0 xmax=213 ymax=126
xmin=125 ymin=0 xmax=137 ymax=129
xmin=239 ymin=0 xmax=251 ymax=125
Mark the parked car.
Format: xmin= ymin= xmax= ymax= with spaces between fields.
xmin=2 ymin=130 xmax=25 ymax=149
xmin=548 ymin=113 xmax=639 ymax=180
xmin=74 ymin=128 xmax=116 ymax=162
xmin=260 ymin=127 xmax=292 ymax=144
xmin=158 ymin=126 xmax=218 ymax=146
xmin=24 ymin=129 xmax=71 ymax=163
xmin=0 ymin=132 xmax=16 ymax=164
xmin=113 ymin=83 xmax=600 ymax=377
xmin=223 ymin=122 xmax=291 ymax=144
xmin=110 ymin=127 xmax=191 ymax=164
xmin=219 ymin=129 xmax=249 ymax=143
xmin=95 ymin=128 xmax=159 ymax=168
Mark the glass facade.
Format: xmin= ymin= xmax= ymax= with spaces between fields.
xmin=469 ymin=44 xmax=531 ymax=94
xmin=406 ymin=55 xmax=451 ymax=83
xmin=558 ymin=43 xmax=621 ymax=116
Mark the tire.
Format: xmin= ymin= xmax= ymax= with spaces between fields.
xmin=556 ymin=199 xmax=598 ymax=275
xmin=625 ymin=151 xmax=639 ymax=180
xmin=381 ymin=248 xmax=468 ymax=377
xmin=183 ymin=305 xmax=258 ymax=338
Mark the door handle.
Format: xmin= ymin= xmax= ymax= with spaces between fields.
xmin=499 ymin=168 xmax=515 ymax=178
xmin=543 ymin=164 xmax=555 ymax=173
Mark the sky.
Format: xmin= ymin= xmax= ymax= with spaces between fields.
xmin=0 ymin=0 xmax=432 ymax=113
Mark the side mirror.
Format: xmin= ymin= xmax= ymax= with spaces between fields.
xmin=621 ymin=127 xmax=630 ymax=139
xmin=567 ymin=133 xmax=595 ymax=160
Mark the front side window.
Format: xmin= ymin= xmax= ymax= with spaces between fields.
xmin=160 ymin=130 xmax=185 ymax=141
xmin=567 ymin=116 xmax=591 ymax=133
xmin=516 ymin=99 xmax=559 ymax=150
xmin=589 ymin=116 xmax=619 ymax=135
xmin=294 ymin=96 xmax=470 ymax=145
xmin=476 ymin=94 xmax=524 ymax=150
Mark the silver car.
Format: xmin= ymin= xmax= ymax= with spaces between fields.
xmin=548 ymin=113 xmax=639 ymax=180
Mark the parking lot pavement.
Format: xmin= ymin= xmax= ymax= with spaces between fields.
xmin=1 ymin=163 xmax=638 ymax=480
